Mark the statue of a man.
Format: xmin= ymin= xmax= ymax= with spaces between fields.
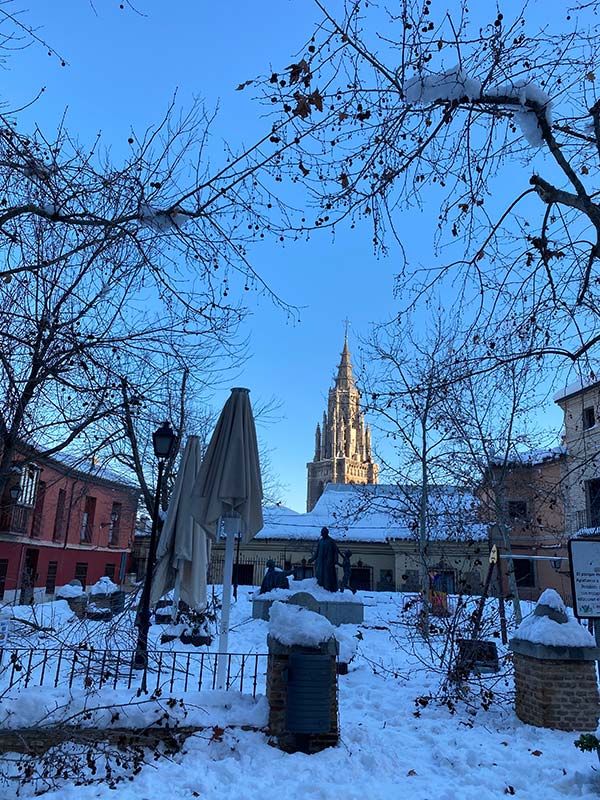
xmin=309 ymin=527 xmax=339 ymax=592
xmin=259 ymin=560 xmax=289 ymax=594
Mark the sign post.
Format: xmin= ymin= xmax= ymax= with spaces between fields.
xmin=568 ymin=537 xmax=600 ymax=679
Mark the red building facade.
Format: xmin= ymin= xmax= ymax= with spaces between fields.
xmin=0 ymin=448 xmax=139 ymax=604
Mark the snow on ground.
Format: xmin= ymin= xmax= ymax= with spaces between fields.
xmin=1 ymin=588 xmax=599 ymax=799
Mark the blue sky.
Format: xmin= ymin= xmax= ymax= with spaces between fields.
xmin=3 ymin=1 xmax=565 ymax=510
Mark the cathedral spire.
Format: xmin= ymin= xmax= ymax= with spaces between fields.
xmin=335 ymin=321 xmax=355 ymax=389
xmin=306 ymin=329 xmax=379 ymax=511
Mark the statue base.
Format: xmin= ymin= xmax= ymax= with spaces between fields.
xmin=252 ymin=592 xmax=364 ymax=625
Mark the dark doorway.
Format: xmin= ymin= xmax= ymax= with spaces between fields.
xmin=350 ymin=566 xmax=372 ymax=591
xmin=19 ymin=548 xmax=39 ymax=604
xmin=514 ymin=558 xmax=535 ymax=588
xmin=587 ymin=478 xmax=600 ymax=527
xmin=232 ymin=563 xmax=254 ymax=585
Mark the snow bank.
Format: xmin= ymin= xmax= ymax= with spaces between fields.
xmin=56 ymin=584 xmax=86 ymax=598
xmin=89 ymin=576 xmax=119 ymax=596
xmin=268 ymin=601 xmax=335 ymax=647
xmin=258 ymin=577 xmax=362 ymax=603
xmin=0 ymin=686 xmax=268 ymax=730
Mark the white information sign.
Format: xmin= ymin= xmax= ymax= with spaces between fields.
xmin=0 ymin=617 xmax=10 ymax=648
xmin=569 ymin=538 xmax=600 ymax=618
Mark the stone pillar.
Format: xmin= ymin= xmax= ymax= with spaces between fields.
xmin=511 ymin=641 xmax=600 ymax=731
xmin=266 ymin=634 xmax=339 ymax=753
xmin=510 ymin=591 xmax=600 ymax=731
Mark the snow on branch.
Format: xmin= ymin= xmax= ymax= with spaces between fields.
xmin=404 ymin=67 xmax=481 ymax=103
xmin=138 ymin=204 xmax=190 ymax=232
xmin=404 ymin=67 xmax=552 ymax=148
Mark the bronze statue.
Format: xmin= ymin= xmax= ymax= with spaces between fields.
xmin=339 ymin=549 xmax=356 ymax=594
xmin=259 ymin=559 xmax=289 ymax=594
xmin=309 ymin=527 xmax=339 ymax=592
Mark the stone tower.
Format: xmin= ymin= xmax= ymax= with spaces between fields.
xmin=306 ymin=330 xmax=378 ymax=511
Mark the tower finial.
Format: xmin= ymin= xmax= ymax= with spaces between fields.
xmin=343 ymin=317 xmax=350 ymax=347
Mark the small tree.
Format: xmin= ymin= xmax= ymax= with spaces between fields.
xmin=360 ymin=317 xmax=469 ymax=632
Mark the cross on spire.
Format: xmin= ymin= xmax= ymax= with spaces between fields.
xmin=342 ymin=317 xmax=351 ymax=345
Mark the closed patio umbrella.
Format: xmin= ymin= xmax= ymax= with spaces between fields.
xmin=190 ymin=388 xmax=263 ymax=685
xmin=150 ymin=435 xmax=208 ymax=612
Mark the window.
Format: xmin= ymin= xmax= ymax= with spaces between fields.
xmin=514 ymin=558 xmax=535 ymax=588
xmin=45 ymin=561 xmax=58 ymax=594
xmin=74 ymin=562 xmax=88 ymax=587
xmin=0 ymin=559 xmax=7 ymax=599
xmin=293 ymin=560 xmax=313 ymax=580
xmin=53 ymin=489 xmax=66 ymax=541
xmin=508 ymin=500 xmax=528 ymax=520
xmin=108 ymin=502 xmax=122 ymax=546
xmin=80 ymin=496 xmax=96 ymax=543
xmin=30 ymin=481 xmax=46 ymax=538
xmin=17 ymin=463 xmax=39 ymax=508
xmin=584 ymin=406 xmax=596 ymax=430
xmin=104 ymin=563 xmax=116 ymax=580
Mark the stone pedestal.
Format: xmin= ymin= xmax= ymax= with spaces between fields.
xmin=91 ymin=591 xmax=125 ymax=614
xmin=266 ymin=634 xmax=339 ymax=753
xmin=253 ymin=593 xmax=363 ymax=625
xmin=63 ymin=595 xmax=87 ymax=618
xmin=510 ymin=639 xmax=600 ymax=731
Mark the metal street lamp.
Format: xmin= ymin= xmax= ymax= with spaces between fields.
xmin=134 ymin=421 xmax=176 ymax=674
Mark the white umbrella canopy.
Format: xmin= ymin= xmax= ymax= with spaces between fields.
xmin=190 ymin=387 xmax=263 ymax=543
xmin=190 ymin=387 xmax=263 ymax=684
xmin=150 ymin=435 xmax=208 ymax=611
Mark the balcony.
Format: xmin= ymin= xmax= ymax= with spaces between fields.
xmin=574 ymin=509 xmax=600 ymax=532
xmin=0 ymin=505 xmax=30 ymax=535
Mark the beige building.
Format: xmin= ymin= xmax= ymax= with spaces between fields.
xmin=554 ymin=378 xmax=600 ymax=535
xmin=209 ymin=483 xmax=489 ymax=594
xmin=485 ymin=449 xmax=569 ymax=603
xmin=306 ymin=331 xmax=378 ymax=511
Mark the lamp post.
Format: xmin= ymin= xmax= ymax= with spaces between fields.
xmin=134 ymin=421 xmax=176 ymax=672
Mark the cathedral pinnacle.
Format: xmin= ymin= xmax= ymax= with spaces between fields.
xmin=335 ymin=322 xmax=355 ymax=389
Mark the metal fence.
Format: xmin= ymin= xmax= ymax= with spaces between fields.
xmin=0 ymin=648 xmax=268 ymax=698
xmin=207 ymin=552 xmax=317 ymax=587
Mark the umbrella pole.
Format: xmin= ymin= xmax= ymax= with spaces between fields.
xmin=217 ymin=518 xmax=237 ymax=688
xmin=171 ymin=572 xmax=181 ymax=623
xmin=233 ymin=533 xmax=241 ymax=601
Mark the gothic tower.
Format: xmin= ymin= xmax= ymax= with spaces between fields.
xmin=306 ymin=329 xmax=379 ymax=511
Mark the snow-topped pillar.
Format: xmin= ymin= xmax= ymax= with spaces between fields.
xmin=510 ymin=590 xmax=600 ymax=731
xmin=266 ymin=601 xmax=339 ymax=753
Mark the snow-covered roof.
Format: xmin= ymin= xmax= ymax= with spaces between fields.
xmin=256 ymin=483 xmax=487 ymax=544
xmin=49 ymin=452 xmax=139 ymax=490
xmin=498 ymin=446 xmax=567 ymax=467
xmin=553 ymin=376 xmax=599 ymax=403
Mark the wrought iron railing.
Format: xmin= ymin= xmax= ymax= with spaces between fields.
xmin=0 ymin=648 xmax=268 ymax=698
